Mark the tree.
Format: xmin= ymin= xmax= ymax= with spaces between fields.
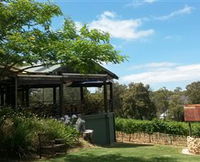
xmin=151 ymin=87 xmax=172 ymax=117
xmin=84 ymin=89 xmax=104 ymax=114
xmin=186 ymin=81 xmax=200 ymax=104
xmin=0 ymin=0 xmax=126 ymax=78
xmin=113 ymin=82 xmax=127 ymax=116
xmin=168 ymin=88 xmax=186 ymax=121
xmin=121 ymin=83 xmax=156 ymax=120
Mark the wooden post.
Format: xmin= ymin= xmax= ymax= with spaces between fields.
xmin=1 ymin=86 xmax=4 ymax=106
xmin=109 ymin=83 xmax=116 ymax=142
xmin=5 ymin=85 xmax=10 ymax=106
xmin=14 ymin=77 xmax=18 ymax=109
xmin=53 ymin=87 xmax=57 ymax=115
xmin=25 ymin=88 xmax=29 ymax=107
xmin=42 ymin=88 xmax=45 ymax=104
xmin=59 ymin=84 xmax=64 ymax=116
xmin=104 ymin=81 xmax=111 ymax=144
xmin=80 ymin=86 xmax=84 ymax=113
xmin=0 ymin=85 xmax=2 ymax=106
xmin=189 ymin=122 xmax=192 ymax=136
xmin=80 ymin=86 xmax=84 ymax=103
xmin=103 ymin=81 xmax=108 ymax=113
xmin=21 ymin=88 xmax=25 ymax=106
xmin=109 ymin=83 xmax=113 ymax=112
xmin=53 ymin=87 xmax=56 ymax=105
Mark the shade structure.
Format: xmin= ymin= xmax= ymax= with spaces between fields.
xmin=0 ymin=64 xmax=117 ymax=145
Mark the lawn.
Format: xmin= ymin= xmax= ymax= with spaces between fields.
xmin=42 ymin=143 xmax=200 ymax=162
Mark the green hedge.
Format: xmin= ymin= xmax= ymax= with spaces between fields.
xmin=116 ymin=118 xmax=200 ymax=137
xmin=0 ymin=108 xmax=79 ymax=158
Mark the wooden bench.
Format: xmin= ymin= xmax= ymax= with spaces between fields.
xmin=38 ymin=134 xmax=66 ymax=158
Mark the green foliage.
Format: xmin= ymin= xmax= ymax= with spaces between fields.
xmin=0 ymin=0 xmax=126 ymax=77
xmin=116 ymin=118 xmax=200 ymax=137
xmin=168 ymin=91 xmax=185 ymax=121
xmin=113 ymin=82 xmax=127 ymax=116
xmin=149 ymin=86 xmax=187 ymax=121
xmin=116 ymin=118 xmax=154 ymax=134
xmin=0 ymin=108 xmax=79 ymax=158
xmin=193 ymin=124 xmax=200 ymax=137
xmin=112 ymin=83 xmax=190 ymax=122
xmin=120 ymin=83 xmax=156 ymax=120
xmin=150 ymin=87 xmax=172 ymax=117
xmin=84 ymin=90 xmax=104 ymax=114
xmin=186 ymin=81 xmax=200 ymax=104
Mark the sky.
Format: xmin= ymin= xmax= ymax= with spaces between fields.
xmin=39 ymin=0 xmax=200 ymax=90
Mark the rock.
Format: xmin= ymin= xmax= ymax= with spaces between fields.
xmin=187 ymin=136 xmax=200 ymax=154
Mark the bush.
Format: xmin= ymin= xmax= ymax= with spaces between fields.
xmin=0 ymin=108 xmax=79 ymax=158
xmin=115 ymin=118 xmax=200 ymax=137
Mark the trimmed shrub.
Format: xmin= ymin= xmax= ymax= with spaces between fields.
xmin=116 ymin=118 xmax=200 ymax=137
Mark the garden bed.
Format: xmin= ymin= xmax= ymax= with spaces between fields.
xmin=0 ymin=108 xmax=79 ymax=159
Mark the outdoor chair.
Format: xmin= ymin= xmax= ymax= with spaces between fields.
xmin=83 ymin=129 xmax=94 ymax=144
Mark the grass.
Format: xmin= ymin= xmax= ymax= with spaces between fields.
xmin=40 ymin=143 xmax=200 ymax=162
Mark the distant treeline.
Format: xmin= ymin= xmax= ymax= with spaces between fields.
xmin=88 ymin=81 xmax=200 ymax=121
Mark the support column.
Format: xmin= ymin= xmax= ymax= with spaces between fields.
xmin=59 ymin=84 xmax=64 ymax=116
xmin=104 ymin=81 xmax=111 ymax=144
xmin=53 ymin=87 xmax=57 ymax=116
xmin=80 ymin=86 xmax=84 ymax=103
xmin=80 ymin=86 xmax=84 ymax=113
xmin=109 ymin=82 xmax=116 ymax=142
xmin=53 ymin=87 xmax=57 ymax=105
xmin=109 ymin=83 xmax=113 ymax=112
xmin=21 ymin=88 xmax=25 ymax=106
xmin=5 ymin=85 xmax=10 ymax=106
xmin=0 ymin=86 xmax=4 ymax=106
xmin=0 ymin=86 xmax=1 ymax=107
xmin=103 ymin=81 xmax=108 ymax=113
xmin=14 ymin=77 xmax=18 ymax=109
xmin=0 ymin=85 xmax=1 ymax=106
xmin=25 ymin=88 xmax=30 ymax=107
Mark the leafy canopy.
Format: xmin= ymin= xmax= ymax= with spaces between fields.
xmin=186 ymin=81 xmax=200 ymax=104
xmin=0 ymin=0 xmax=126 ymax=74
xmin=120 ymin=83 xmax=156 ymax=120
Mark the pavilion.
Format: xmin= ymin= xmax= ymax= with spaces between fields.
xmin=0 ymin=64 xmax=117 ymax=145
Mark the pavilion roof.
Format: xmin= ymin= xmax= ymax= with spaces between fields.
xmin=17 ymin=64 xmax=118 ymax=79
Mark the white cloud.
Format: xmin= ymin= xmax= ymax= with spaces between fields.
xmin=155 ymin=5 xmax=194 ymax=20
xmin=126 ymin=0 xmax=157 ymax=7
xmin=120 ymin=63 xmax=200 ymax=84
xmin=75 ymin=21 xmax=83 ymax=31
xmin=100 ymin=11 xmax=116 ymax=18
xmin=130 ymin=62 xmax=177 ymax=70
xmin=89 ymin=11 xmax=154 ymax=40
xmin=146 ymin=62 xmax=177 ymax=68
